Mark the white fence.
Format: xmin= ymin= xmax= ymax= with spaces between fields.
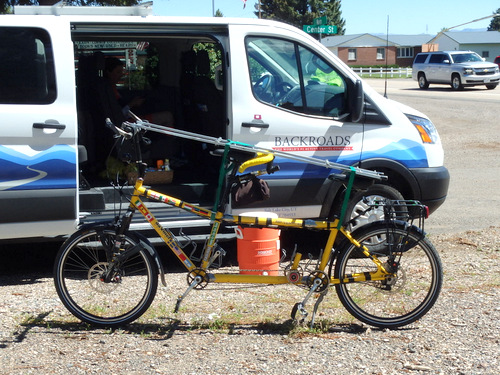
xmin=352 ymin=67 xmax=412 ymax=78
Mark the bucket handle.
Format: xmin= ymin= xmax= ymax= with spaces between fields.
xmin=235 ymin=227 xmax=243 ymax=239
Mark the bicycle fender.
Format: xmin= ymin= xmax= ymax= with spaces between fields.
xmin=130 ymin=231 xmax=167 ymax=287
xmin=75 ymin=222 xmax=167 ymax=287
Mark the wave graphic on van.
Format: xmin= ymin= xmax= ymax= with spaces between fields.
xmin=0 ymin=166 xmax=47 ymax=191
xmin=266 ymin=139 xmax=428 ymax=179
xmin=0 ymin=145 xmax=76 ymax=190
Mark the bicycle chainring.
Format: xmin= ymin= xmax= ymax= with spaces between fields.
xmin=306 ymin=270 xmax=329 ymax=293
xmin=186 ymin=268 xmax=209 ymax=289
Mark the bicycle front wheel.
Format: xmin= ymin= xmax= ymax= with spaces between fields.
xmin=333 ymin=223 xmax=442 ymax=329
xmin=54 ymin=228 xmax=158 ymax=327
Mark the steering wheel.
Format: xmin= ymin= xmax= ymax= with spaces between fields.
xmin=253 ymin=73 xmax=275 ymax=102
xmin=274 ymin=81 xmax=294 ymax=101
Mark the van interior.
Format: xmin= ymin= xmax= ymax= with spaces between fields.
xmin=73 ymin=30 xmax=226 ymax=212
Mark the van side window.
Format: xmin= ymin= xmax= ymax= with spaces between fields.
xmin=0 ymin=27 xmax=56 ymax=104
xmin=246 ymin=36 xmax=346 ymax=118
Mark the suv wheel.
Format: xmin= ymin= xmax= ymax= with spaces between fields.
xmin=451 ymin=74 xmax=463 ymax=91
xmin=418 ymin=73 xmax=429 ymax=89
xmin=486 ymin=84 xmax=498 ymax=90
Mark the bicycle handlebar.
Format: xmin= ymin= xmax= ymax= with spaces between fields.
xmin=105 ymin=118 xmax=133 ymax=140
xmin=238 ymin=152 xmax=275 ymax=173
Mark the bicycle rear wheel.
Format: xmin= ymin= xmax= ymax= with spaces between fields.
xmin=54 ymin=228 xmax=158 ymax=327
xmin=333 ymin=223 xmax=442 ymax=329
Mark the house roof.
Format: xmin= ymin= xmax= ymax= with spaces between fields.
xmin=322 ymin=33 xmax=433 ymax=48
xmin=437 ymin=31 xmax=500 ymax=44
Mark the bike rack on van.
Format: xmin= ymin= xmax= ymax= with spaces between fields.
xmin=122 ymin=118 xmax=384 ymax=181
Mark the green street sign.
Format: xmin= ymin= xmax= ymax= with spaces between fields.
xmin=313 ymin=16 xmax=327 ymax=25
xmin=303 ymin=25 xmax=338 ymax=34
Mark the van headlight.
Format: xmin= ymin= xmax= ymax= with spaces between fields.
xmin=406 ymin=114 xmax=439 ymax=144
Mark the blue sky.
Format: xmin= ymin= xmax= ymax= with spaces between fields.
xmin=153 ymin=0 xmax=500 ymax=35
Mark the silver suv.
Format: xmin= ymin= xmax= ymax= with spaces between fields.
xmin=412 ymin=51 xmax=500 ymax=90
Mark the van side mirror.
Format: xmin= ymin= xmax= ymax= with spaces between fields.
xmin=350 ymin=80 xmax=364 ymax=123
xmin=443 ymin=59 xmax=450 ymax=64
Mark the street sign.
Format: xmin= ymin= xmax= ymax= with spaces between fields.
xmin=303 ymin=25 xmax=338 ymax=34
xmin=313 ymin=16 xmax=327 ymax=26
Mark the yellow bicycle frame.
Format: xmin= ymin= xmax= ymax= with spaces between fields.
xmin=130 ymin=177 xmax=391 ymax=286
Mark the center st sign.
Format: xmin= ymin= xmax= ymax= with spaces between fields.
xmin=302 ymin=25 xmax=338 ymax=34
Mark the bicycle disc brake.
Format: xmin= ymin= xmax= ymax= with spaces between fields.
xmin=88 ymin=262 xmax=121 ymax=294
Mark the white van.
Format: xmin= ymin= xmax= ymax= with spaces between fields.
xmin=0 ymin=4 xmax=449 ymax=241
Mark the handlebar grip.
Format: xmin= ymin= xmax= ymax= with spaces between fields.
xmin=238 ymin=152 xmax=275 ymax=173
xmin=105 ymin=118 xmax=133 ymax=139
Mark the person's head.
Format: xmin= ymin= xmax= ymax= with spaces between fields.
xmin=104 ymin=57 xmax=124 ymax=84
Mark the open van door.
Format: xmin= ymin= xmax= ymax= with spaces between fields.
xmin=0 ymin=18 xmax=78 ymax=239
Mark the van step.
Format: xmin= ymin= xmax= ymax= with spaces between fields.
xmin=79 ymin=188 xmax=105 ymax=211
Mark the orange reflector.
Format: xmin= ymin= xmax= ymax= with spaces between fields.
xmin=415 ymin=124 xmax=432 ymax=143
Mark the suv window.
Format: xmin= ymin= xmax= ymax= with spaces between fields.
xmin=451 ymin=52 xmax=482 ymax=63
xmin=246 ymin=36 xmax=346 ymax=117
xmin=414 ymin=54 xmax=428 ymax=64
xmin=0 ymin=27 xmax=56 ymax=104
xmin=429 ymin=54 xmax=447 ymax=64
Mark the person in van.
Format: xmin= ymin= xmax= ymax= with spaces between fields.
xmin=103 ymin=57 xmax=174 ymax=127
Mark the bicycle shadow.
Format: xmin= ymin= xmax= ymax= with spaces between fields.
xmin=2 ymin=312 xmax=416 ymax=348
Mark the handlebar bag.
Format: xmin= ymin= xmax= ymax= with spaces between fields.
xmin=231 ymin=176 xmax=270 ymax=208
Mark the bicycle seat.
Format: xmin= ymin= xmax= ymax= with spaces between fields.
xmin=211 ymin=148 xmax=257 ymax=164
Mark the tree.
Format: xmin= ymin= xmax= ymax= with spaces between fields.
xmin=255 ymin=0 xmax=345 ymax=36
xmin=487 ymin=8 xmax=500 ymax=31
xmin=1 ymin=1 xmax=139 ymax=14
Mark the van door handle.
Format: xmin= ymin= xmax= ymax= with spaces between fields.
xmin=33 ymin=122 xmax=66 ymax=130
xmin=242 ymin=121 xmax=269 ymax=129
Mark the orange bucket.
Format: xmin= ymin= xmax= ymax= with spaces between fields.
xmin=236 ymin=212 xmax=280 ymax=276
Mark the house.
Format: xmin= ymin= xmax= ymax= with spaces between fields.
xmin=322 ymin=33 xmax=432 ymax=67
xmin=428 ymin=31 xmax=500 ymax=62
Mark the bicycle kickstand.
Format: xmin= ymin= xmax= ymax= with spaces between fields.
xmin=310 ymin=289 xmax=327 ymax=328
xmin=174 ymin=275 xmax=203 ymax=313
xmin=291 ymin=278 xmax=325 ymax=326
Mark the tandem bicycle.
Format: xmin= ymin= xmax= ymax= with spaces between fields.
xmin=53 ymin=119 xmax=442 ymax=329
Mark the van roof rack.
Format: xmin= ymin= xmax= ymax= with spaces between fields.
xmin=14 ymin=1 xmax=153 ymax=17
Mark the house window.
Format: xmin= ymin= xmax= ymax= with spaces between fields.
xmin=482 ymin=51 xmax=489 ymax=58
xmin=397 ymin=47 xmax=414 ymax=58
xmin=348 ymin=48 xmax=357 ymax=61
xmin=377 ymin=48 xmax=385 ymax=60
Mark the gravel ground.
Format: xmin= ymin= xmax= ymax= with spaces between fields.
xmin=1 ymin=227 xmax=499 ymax=375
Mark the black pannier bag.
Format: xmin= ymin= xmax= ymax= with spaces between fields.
xmin=231 ymin=175 xmax=270 ymax=207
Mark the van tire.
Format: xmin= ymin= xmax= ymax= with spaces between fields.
xmin=418 ymin=73 xmax=429 ymax=89
xmin=451 ymin=74 xmax=463 ymax=91
xmin=342 ymin=184 xmax=404 ymax=232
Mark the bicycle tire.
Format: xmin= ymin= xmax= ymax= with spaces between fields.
xmin=54 ymin=228 xmax=158 ymax=327
xmin=332 ymin=222 xmax=442 ymax=329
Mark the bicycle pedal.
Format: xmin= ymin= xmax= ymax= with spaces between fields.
xmin=291 ymin=302 xmax=308 ymax=321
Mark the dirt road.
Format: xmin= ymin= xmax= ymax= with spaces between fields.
xmin=365 ymin=78 xmax=500 ymax=234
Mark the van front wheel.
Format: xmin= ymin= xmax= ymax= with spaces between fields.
xmin=343 ymin=184 xmax=404 ymax=232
